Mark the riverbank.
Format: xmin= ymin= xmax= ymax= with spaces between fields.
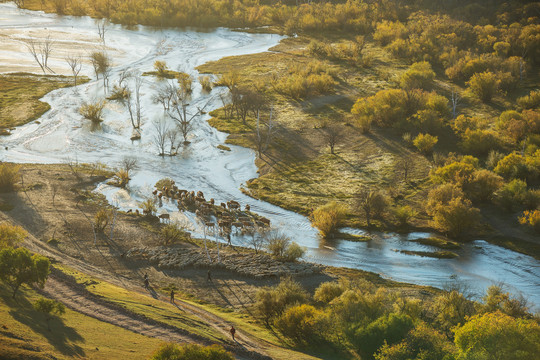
xmin=0 ymin=162 xmax=443 ymax=359
xmin=197 ymin=36 xmax=540 ymax=261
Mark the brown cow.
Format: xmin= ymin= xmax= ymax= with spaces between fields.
xmin=158 ymin=213 xmax=170 ymax=223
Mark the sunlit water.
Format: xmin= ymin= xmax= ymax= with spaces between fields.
xmin=1 ymin=2 xmax=538 ymax=309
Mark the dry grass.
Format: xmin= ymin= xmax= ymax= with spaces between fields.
xmin=0 ymin=73 xmax=87 ymax=130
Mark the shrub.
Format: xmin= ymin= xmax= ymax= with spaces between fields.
xmin=356 ymin=190 xmax=388 ymax=226
xmin=275 ymin=304 xmax=323 ymax=346
xmin=482 ymin=285 xmax=530 ymax=318
xmin=353 ymin=313 xmax=414 ymax=359
xmin=284 ymin=242 xmax=305 ymax=262
xmin=413 ymin=133 xmax=438 ymax=154
xmin=486 ymin=150 xmax=505 ymax=169
xmin=351 ymin=89 xmax=408 ymax=127
xmin=517 ymin=89 xmax=540 ymax=109
xmin=466 ymin=71 xmax=500 ymax=102
xmin=459 ymin=129 xmax=501 ymax=156
xmin=311 ymin=201 xmax=347 ymax=238
xmin=0 ymin=223 xmax=27 ymax=249
xmin=254 ymin=277 xmax=309 ymax=324
xmin=94 ymin=208 xmax=111 ymax=232
xmin=0 ymin=163 xmax=20 ymax=192
xmin=393 ymin=205 xmax=416 ymax=227
xmin=177 ymin=72 xmax=192 ymax=94
xmin=494 ymin=152 xmax=528 ymax=179
xmin=114 ymin=169 xmax=130 ymax=188
xmin=452 ymin=115 xmax=487 ymax=134
xmin=160 ymin=224 xmax=188 ymax=245
xmin=314 ymin=282 xmax=345 ymax=304
xmin=454 ymin=312 xmax=540 ymax=360
xmin=153 ymin=60 xmax=168 ymax=76
xmin=375 ymin=323 xmax=453 ymax=360
xmin=495 ymin=179 xmax=528 ymax=211
xmin=519 ymin=209 xmax=540 ymax=232
xmin=33 ymin=297 xmax=65 ymax=331
xmin=399 ymin=61 xmax=435 ymax=90
xmin=79 ymin=100 xmax=106 ymax=123
xmin=151 ymin=343 xmax=234 ymax=360
xmin=139 ymin=198 xmax=157 ymax=216
xmin=199 ymin=75 xmax=213 ymax=92
xmin=463 ymin=169 xmax=503 ymax=202
xmin=432 ymin=290 xmax=475 ymax=330
xmin=431 ymin=197 xmax=480 ymax=238
xmin=430 ymin=156 xmax=479 ymax=186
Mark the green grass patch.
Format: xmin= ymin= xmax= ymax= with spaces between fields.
xmin=0 ymin=73 xmax=88 ymax=129
xmin=337 ymin=232 xmax=371 ymax=242
xmin=410 ymin=237 xmax=461 ymax=249
xmin=54 ymin=265 xmax=225 ymax=342
xmin=142 ymin=70 xmax=178 ymax=79
xmin=0 ymin=201 xmax=14 ymax=211
xmin=398 ymin=250 xmax=459 ymax=259
xmin=0 ymin=283 xmax=161 ymax=360
xmin=217 ymin=144 xmax=231 ymax=151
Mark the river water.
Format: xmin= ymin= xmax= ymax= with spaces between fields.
xmin=1 ymin=2 xmax=538 ymax=309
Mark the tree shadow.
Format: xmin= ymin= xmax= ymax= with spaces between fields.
xmin=4 ymin=293 xmax=85 ymax=357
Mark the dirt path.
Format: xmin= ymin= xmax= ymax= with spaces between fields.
xmin=38 ymin=270 xmax=271 ymax=360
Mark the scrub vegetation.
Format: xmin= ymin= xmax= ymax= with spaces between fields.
xmin=3 ymin=0 xmax=540 ymax=359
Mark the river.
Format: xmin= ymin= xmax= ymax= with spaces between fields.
xmin=1 ymin=2 xmax=538 ymax=309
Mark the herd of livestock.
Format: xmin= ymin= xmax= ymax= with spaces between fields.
xmin=147 ymin=179 xmax=271 ymax=237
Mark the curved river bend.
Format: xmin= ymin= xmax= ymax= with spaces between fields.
xmin=1 ymin=3 xmax=538 ymax=309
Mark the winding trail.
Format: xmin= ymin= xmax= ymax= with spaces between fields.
xmin=24 ymin=237 xmax=275 ymax=360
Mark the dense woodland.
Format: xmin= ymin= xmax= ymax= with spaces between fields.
xmin=5 ymin=0 xmax=540 ymax=359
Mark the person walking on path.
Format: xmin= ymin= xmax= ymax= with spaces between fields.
xmin=207 ymin=270 xmax=212 ymax=282
xmin=144 ymin=273 xmax=149 ymax=289
xmin=170 ymin=289 xmax=175 ymax=304
xmin=230 ymin=326 xmax=236 ymax=341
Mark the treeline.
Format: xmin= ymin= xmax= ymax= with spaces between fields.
xmin=23 ymin=1 xmax=540 ymax=38
xmin=254 ymin=277 xmax=539 ymax=359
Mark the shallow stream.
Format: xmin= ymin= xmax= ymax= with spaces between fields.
xmin=1 ymin=2 xmax=538 ymax=309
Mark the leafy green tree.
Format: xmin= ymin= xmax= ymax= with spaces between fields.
xmin=0 ymin=223 xmax=27 ymax=249
xmin=151 ymin=343 xmax=234 ymax=360
xmin=454 ymin=312 xmax=540 ymax=360
xmin=254 ymin=277 xmax=309 ymax=325
xmin=0 ymin=247 xmax=50 ymax=298
xmin=33 ymin=297 xmax=66 ymax=331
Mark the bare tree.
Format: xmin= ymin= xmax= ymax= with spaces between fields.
xmin=153 ymin=83 xmax=175 ymax=111
xmin=153 ymin=118 xmax=170 ymax=156
xmin=97 ymin=20 xmax=107 ymax=44
xmin=14 ymin=0 xmax=26 ymax=8
xmin=450 ymin=89 xmax=461 ymax=119
xmin=166 ymin=129 xmax=180 ymax=156
xmin=219 ymin=93 xmax=233 ymax=118
xmin=25 ymin=36 xmax=55 ymax=74
xmin=255 ymin=107 xmax=275 ymax=158
xmin=166 ymin=84 xmax=203 ymax=144
xmin=89 ymin=51 xmax=111 ymax=88
xmin=355 ymin=190 xmax=388 ymax=227
xmin=321 ymin=123 xmax=342 ymax=155
xmin=133 ymin=75 xmax=144 ymax=129
xmin=403 ymin=157 xmax=412 ymax=182
xmin=121 ymin=156 xmax=139 ymax=175
xmin=65 ymin=55 xmax=82 ymax=85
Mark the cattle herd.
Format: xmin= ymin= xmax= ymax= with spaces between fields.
xmin=144 ymin=179 xmax=271 ymax=237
